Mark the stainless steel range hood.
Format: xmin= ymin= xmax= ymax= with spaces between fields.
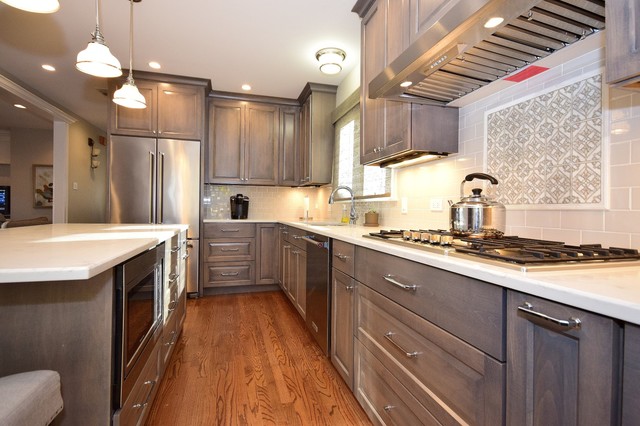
xmin=370 ymin=0 xmax=605 ymax=105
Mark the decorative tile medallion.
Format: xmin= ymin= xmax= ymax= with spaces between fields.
xmin=486 ymin=74 xmax=603 ymax=206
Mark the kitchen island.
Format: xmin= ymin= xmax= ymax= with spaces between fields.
xmin=0 ymin=223 xmax=188 ymax=426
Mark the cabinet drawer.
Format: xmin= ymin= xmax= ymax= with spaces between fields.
xmin=355 ymin=339 xmax=439 ymax=426
xmin=204 ymin=223 xmax=256 ymax=238
xmin=357 ymin=283 xmax=504 ymax=426
xmin=204 ymin=239 xmax=255 ymax=261
xmin=161 ymin=303 xmax=178 ymax=368
xmin=285 ymin=227 xmax=308 ymax=250
xmin=204 ymin=262 xmax=255 ymax=287
xmin=355 ymin=247 xmax=505 ymax=360
xmin=113 ymin=342 xmax=160 ymax=426
xmin=332 ymin=240 xmax=355 ymax=277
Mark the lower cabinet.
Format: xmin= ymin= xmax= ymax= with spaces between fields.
xmin=202 ymin=222 xmax=277 ymax=289
xmin=331 ymin=268 xmax=355 ymax=391
xmin=278 ymin=225 xmax=307 ymax=318
xmin=623 ymin=324 xmax=640 ymax=425
xmin=506 ymin=291 xmax=622 ymax=426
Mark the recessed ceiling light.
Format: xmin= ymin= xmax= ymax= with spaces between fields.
xmin=400 ymin=81 xmax=412 ymax=87
xmin=42 ymin=64 xmax=55 ymax=71
xmin=241 ymin=84 xmax=251 ymax=91
xmin=148 ymin=61 xmax=161 ymax=69
xmin=484 ymin=17 xmax=504 ymax=28
xmin=14 ymin=104 xmax=26 ymax=109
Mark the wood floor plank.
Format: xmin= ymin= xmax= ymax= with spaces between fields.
xmin=145 ymin=291 xmax=372 ymax=426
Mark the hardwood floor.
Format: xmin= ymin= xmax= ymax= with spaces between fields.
xmin=146 ymin=291 xmax=372 ymax=425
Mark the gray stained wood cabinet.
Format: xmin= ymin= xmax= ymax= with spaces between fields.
xmin=109 ymin=79 xmax=205 ymax=140
xmin=623 ymin=323 xmax=640 ymax=425
xmin=357 ymin=0 xmax=458 ymax=166
xmin=207 ymin=99 xmax=279 ymax=185
xmin=278 ymin=107 xmax=301 ymax=186
xmin=353 ymin=246 xmax=505 ymax=425
xmin=202 ymin=222 xmax=277 ymax=288
xmin=298 ymin=83 xmax=337 ymax=186
xmin=605 ymin=0 xmax=640 ymax=90
xmin=506 ymin=291 xmax=621 ymax=426
xmin=331 ymin=240 xmax=356 ymax=391
xmin=278 ymin=225 xmax=307 ymax=318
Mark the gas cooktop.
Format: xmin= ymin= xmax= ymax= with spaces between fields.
xmin=364 ymin=229 xmax=640 ymax=272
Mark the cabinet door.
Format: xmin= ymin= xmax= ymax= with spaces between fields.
xmin=279 ymin=107 xmax=300 ymax=186
xmin=506 ymin=291 xmax=621 ymax=426
xmin=299 ymin=98 xmax=311 ymax=184
xmin=360 ymin=1 xmax=386 ymax=164
xmin=256 ymin=223 xmax=277 ymax=285
xmin=245 ymin=103 xmax=279 ymax=185
xmin=295 ymin=249 xmax=307 ymax=318
xmin=331 ymin=268 xmax=355 ymax=390
xmin=287 ymin=248 xmax=298 ymax=302
xmin=605 ymin=1 xmax=640 ymax=87
xmin=110 ymin=80 xmax=157 ymax=137
xmin=623 ymin=324 xmax=640 ymax=425
xmin=157 ymin=83 xmax=203 ymax=140
xmin=207 ymin=99 xmax=244 ymax=184
xmin=281 ymin=242 xmax=291 ymax=293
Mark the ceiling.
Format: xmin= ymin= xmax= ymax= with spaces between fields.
xmin=0 ymin=0 xmax=361 ymax=131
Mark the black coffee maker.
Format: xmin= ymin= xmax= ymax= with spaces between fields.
xmin=230 ymin=194 xmax=249 ymax=219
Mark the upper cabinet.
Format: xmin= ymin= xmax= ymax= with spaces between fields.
xmin=605 ymin=1 xmax=640 ymax=90
xmin=278 ymin=106 xmax=301 ymax=186
xmin=207 ymin=98 xmax=279 ymax=185
xmin=109 ymin=76 xmax=207 ymax=140
xmin=298 ymin=83 xmax=336 ymax=186
xmin=357 ymin=0 xmax=458 ymax=167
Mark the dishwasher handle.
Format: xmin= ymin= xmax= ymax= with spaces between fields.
xmin=300 ymin=235 xmax=329 ymax=250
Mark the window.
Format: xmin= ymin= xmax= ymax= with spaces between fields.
xmin=332 ymin=104 xmax=391 ymax=200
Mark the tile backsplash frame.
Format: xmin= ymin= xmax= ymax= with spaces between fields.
xmin=484 ymin=68 xmax=610 ymax=210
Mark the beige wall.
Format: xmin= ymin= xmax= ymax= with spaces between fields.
xmin=9 ymin=128 xmax=53 ymax=220
xmin=67 ymin=121 xmax=107 ymax=223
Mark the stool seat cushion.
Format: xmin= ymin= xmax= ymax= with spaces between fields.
xmin=0 ymin=370 xmax=63 ymax=426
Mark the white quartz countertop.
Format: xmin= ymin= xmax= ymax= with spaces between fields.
xmin=0 ymin=223 xmax=187 ymax=283
xmin=280 ymin=221 xmax=640 ymax=325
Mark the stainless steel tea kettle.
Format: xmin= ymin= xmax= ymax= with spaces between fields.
xmin=450 ymin=173 xmax=505 ymax=238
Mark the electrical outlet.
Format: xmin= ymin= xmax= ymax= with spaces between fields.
xmin=401 ymin=197 xmax=408 ymax=214
xmin=430 ymin=198 xmax=443 ymax=211
xmin=72 ymin=182 xmax=78 ymax=190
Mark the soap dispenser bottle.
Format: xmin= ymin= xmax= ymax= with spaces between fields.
xmin=341 ymin=205 xmax=349 ymax=223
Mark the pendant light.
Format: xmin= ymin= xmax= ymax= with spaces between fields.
xmin=75 ymin=0 xmax=122 ymax=78
xmin=0 ymin=0 xmax=59 ymax=13
xmin=113 ymin=0 xmax=146 ymax=109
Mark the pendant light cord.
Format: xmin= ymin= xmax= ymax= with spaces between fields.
xmin=127 ymin=0 xmax=134 ymax=81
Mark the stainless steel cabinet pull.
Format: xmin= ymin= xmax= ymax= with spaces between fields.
xmin=383 ymin=405 xmax=394 ymax=412
xmin=293 ymin=235 xmax=303 ymax=239
xmin=220 ymin=272 xmax=239 ymax=277
xmin=133 ymin=380 xmax=156 ymax=408
xmin=171 ymin=245 xmax=180 ymax=253
xmin=334 ymin=253 xmax=350 ymax=261
xmin=382 ymin=274 xmax=417 ymax=291
xmin=518 ymin=302 xmax=582 ymax=330
xmin=345 ymin=285 xmax=354 ymax=291
xmin=148 ymin=151 xmax=155 ymax=224
xmin=384 ymin=332 xmax=419 ymax=358
xmin=158 ymin=152 xmax=165 ymax=223
xmin=221 ymin=228 xmax=240 ymax=232
xmin=283 ymin=231 xmax=289 ymax=235
xmin=168 ymin=299 xmax=177 ymax=311
xmin=220 ymin=248 xmax=240 ymax=252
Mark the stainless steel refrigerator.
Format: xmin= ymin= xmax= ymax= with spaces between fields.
xmin=108 ymin=135 xmax=200 ymax=295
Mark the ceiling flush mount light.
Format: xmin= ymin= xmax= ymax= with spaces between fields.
xmin=76 ymin=0 xmax=122 ymax=78
xmin=484 ymin=16 xmax=504 ymax=28
xmin=0 ymin=0 xmax=59 ymax=13
xmin=113 ymin=0 xmax=146 ymax=109
xmin=316 ymin=48 xmax=346 ymax=75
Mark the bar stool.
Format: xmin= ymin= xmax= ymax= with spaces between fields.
xmin=0 ymin=370 xmax=63 ymax=425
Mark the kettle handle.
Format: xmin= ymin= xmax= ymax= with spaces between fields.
xmin=464 ymin=173 xmax=498 ymax=185
xmin=460 ymin=173 xmax=499 ymax=197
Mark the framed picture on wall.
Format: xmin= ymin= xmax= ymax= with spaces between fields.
xmin=33 ymin=164 xmax=53 ymax=208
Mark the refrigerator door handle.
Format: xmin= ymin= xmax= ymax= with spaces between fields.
xmin=158 ymin=151 xmax=165 ymax=224
xmin=149 ymin=151 xmax=155 ymax=224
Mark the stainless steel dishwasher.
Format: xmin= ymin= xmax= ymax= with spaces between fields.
xmin=302 ymin=233 xmax=330 ymax=356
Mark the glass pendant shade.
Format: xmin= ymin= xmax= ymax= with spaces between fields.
xmin=0 ymin=0 xmax=59 ymax=13
xmin=113 ymin=77 xmax=146 ymax=109
xmin=76 ymin=38 xmax=122 ymax=78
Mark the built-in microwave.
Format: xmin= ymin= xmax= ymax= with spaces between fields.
xmin=113 ymin=243 xmax=164 ymax=409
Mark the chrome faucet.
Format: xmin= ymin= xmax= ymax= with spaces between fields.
xmin=328 ymin=185 xmax=358 ymax=225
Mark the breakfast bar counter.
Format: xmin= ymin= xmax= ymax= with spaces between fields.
xmin=0 ymin=223 xmax=187 ymax=283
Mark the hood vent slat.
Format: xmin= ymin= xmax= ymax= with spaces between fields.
xmin=370 ymin=0 xmax=605 ymax=105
